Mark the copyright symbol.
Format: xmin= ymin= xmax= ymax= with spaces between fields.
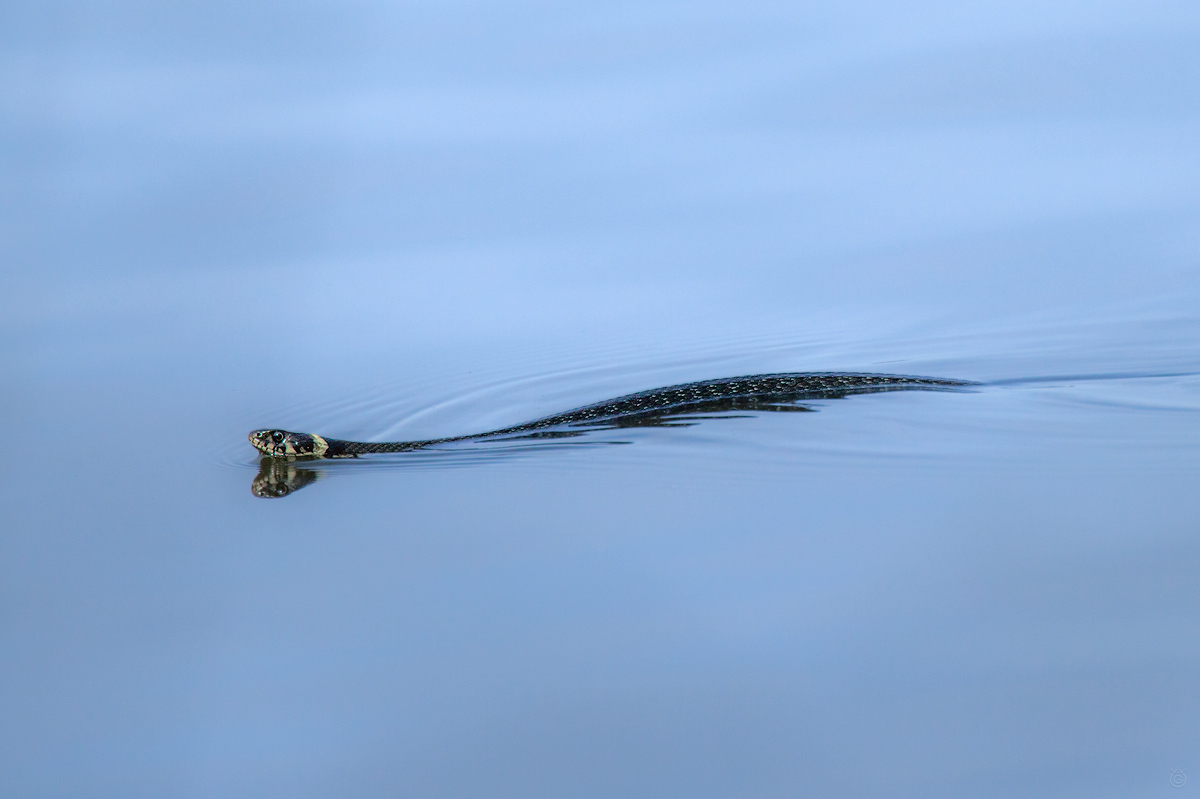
xmin=1171 ymin=769 xmax=1187 ymax=788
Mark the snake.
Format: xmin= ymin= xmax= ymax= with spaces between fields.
xmin=249 ymin=372 xmax=972 ymax=460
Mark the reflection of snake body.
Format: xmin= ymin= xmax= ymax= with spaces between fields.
xmin=249 ymin=372 xmax=972 ymax=460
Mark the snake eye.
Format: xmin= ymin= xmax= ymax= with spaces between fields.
xmin=271 ymin=431 xmax=284 ymax=443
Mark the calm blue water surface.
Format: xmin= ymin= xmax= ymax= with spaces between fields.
xmin=4 ymin=2 xmax=1200 ymax=796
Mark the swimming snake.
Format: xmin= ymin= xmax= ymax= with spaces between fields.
xmin=249 ymin=372 xmax=972 ymax=460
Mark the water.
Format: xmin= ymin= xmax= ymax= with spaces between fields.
xmin=3 ymin=1 xmax=1200 ymax=796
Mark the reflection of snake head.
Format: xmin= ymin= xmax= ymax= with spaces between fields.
xmin=248 ymin=429 xmax=330 ymax=458
xmin=252 ymin=459 xmax=320 ymax=498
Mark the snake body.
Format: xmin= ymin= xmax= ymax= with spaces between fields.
xmin=249 ymin=372 xmax=971 ymax=459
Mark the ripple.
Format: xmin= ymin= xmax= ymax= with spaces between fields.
xmin=224 ymin=309 xmax=1200 ymax=488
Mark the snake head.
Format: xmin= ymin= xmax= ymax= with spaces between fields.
xmin=249 ymin=429 xmax=329 ymax=458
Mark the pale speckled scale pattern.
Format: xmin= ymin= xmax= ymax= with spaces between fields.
xmin=315 ymin=372 xmax=973 ymax=457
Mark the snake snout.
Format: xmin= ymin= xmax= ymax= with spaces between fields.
xmin=249 ymin=429 xmax=286 ymax=456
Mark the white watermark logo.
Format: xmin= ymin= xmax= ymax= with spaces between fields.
xmin=1170 ymin=769 xmax=1187 ymax=789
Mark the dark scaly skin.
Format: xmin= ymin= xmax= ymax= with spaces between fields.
xmin=249 ymin=372 xmax=973 ymax=460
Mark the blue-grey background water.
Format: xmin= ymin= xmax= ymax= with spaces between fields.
xmin=3 ymin=1 xmax=1200 ymax=796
